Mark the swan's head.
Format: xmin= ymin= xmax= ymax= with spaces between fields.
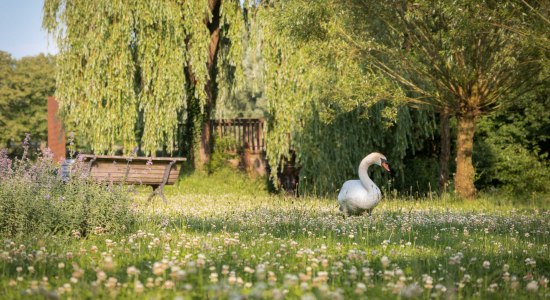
xmin=369 ymin=152 xmax=391 ymax=172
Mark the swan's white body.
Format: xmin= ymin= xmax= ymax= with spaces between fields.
xmin=338 ymin=153 xmax=388 ymax=216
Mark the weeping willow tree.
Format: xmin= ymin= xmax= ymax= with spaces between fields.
xmin=256 ymin=1 xmax=436 ymax=195
xmin=43 ymin=0 xmax=245 ymax=163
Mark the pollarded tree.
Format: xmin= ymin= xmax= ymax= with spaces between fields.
xmin=43 ymin=0 xmax=244 ymax=165
xmin=355 ymin=0 xmax=548 ymax=198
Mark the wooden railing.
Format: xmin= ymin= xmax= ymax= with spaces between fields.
xmin=213 ymin=118 xmax=265 ymax=154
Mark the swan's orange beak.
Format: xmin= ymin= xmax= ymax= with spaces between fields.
xmin=381 ymin=160 xmax=391 ymax=172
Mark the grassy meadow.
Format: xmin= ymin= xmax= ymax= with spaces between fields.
xmin=1 ymin=169 xmax=549 ymax=299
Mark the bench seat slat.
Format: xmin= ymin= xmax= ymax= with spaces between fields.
xmin=79 ymin=154 xmax=186 ymax=162
xmin=90 ymin=178 xmax=177 ymax=185
xmin=89 ymin=168 xmax=180 ymax=175
xmin=79 ymin=155 xmax=184 ymax=186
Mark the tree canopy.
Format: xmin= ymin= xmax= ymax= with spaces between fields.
xmin=43 ymin=0 xmax=245 ymax=157
xmin=40 ymin=0 xmax=549 ymax=197
xmin=255 ymin=0 xmax=548 ymax=197
xmin=363 ymin=0 xmax=549 ymax=198
xmin=0 ymin=51 xmax=56 ymax=154
xmin=256 ymin=0 xmax=436 ymax=194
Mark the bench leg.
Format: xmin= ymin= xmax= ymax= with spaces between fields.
xmin=147 ymin=185 xmax=168 ymax=204
xmin=147 ymin=160 xmax=175 ymax=204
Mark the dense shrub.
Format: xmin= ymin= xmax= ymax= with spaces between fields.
xmin=475 ymin=141 xmax=550 ymax=196
xmin=209 ymin=134 xmax=240 ymax=172
xmin=0 ymin=139 xmax=134 ymax=238
xmin=474 ymin=87 xmax=550 ymax=197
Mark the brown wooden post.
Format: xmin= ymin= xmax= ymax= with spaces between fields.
xmin=245 ymin=120 xmax=249 ymax=150
xmin=216 ymin=120 xmax=222 ymax=138
xmin=47 ymin=97 xmax=66 ymax=163
xmin=260 ymin=119 xmax=265 ymax=151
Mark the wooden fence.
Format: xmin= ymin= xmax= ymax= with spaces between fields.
xmin=213 ymin=118 xmax=265 ymax=154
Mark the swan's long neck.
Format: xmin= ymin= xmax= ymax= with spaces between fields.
xmin=358 ymin=156 xmax=375 ymax=191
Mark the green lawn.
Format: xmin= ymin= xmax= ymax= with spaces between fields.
xmin=1 ymin=173 xmax=548 ymax=299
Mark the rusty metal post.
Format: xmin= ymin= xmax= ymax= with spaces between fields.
xmin=47 ymin=97 xmax=66 ymax=163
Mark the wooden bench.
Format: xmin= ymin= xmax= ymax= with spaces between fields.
xmin=78 ymin=155 xmax=186 ymax=203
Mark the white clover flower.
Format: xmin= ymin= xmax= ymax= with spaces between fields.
xmin=221 ymin=265 xmax=229 ymax=276
xmin=127 ymin=266 xmax=139 ymax=276
xmin=145 ymin=277 xmax=154 ymax=288
xmin=96 ymin=270 xmax=107 ymax=282
xmin=487 ymin=283 xmax=498 ymax=293
xmin=152 ymin=262 xmax=164 ymax=276
xmin=482 ymin=261 xmax=491 ymax=269
xmin=268 ymin=271 xmax=277 ymax=284
xmin=163 ymin=280 xmax=175 ymax=290
xmin=422 ymin=274 xmax=434 ymax=289
xmin=103 ymin=256 xmax=114 ymax=271
xmin=503 ymin=272 xmax=510 ymax=282
xmin=63 ymin=283 xmax=72 ymax=292
xmin=400 ymin=283 xmax=422 ymax=299
xmin=435 ymin=283 xmax=447 ymax=293
xmin=526 ymin=280 xmax=538 ymax=293
xmin=209 ymin=272 xmax=218 ymax=283
xmin=525 ymin=258 xmax=536 ymax=267
xmin=105 ymin=277 xmax=118 ymax=289
xmin=72 ymin=268 xmax=84 ymax=279
xmin=380 ymin=256 xmax=390 ymax=268
xmin=355 ymin=282 xmax=367 ymax=295
xmin=134 ymin=280 xmax=144 ymax=294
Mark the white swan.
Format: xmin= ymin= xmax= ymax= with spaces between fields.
xmin=338 ymin=152 xmax=390 ymax=216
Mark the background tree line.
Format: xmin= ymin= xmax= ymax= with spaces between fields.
xmin=0 ymin=51 xmax=56 ymax=156
xmin=256 ymin=0 xmax=549 ymax=199
xmin=3 ymin=0 xmax=547 ymax=199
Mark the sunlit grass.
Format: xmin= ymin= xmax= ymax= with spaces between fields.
xmin=2 ymin=186 xmax=548 ymax=299
xmin=169 ymin=167 xmax=270 ymax=197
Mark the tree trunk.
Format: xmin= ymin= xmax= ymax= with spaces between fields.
xmin=455 ymin=112 xmax=477 ymax=199
xmin=198 ymin=0 xmax=222 ymax=168
xmin=438 ymin=107 xmax=450 ymax=193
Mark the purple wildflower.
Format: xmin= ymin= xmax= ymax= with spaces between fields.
xmin=21 ymin=133 xmax=31 ymax=160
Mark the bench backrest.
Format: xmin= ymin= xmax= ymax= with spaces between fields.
xmin=79 ymin=155 xmax=186 ymax=186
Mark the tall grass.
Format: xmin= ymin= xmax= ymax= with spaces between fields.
xmin=0 ymin=153 xmax=548 ymax=299
xmin=0 ymin=137 xmax=134 ymax=238
xmin=1 ymin=185 xmax=548 ymax=298
xmin=172 ymin=166 xmax=269 ymax=197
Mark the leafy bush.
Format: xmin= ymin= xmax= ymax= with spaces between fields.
xmin=0 ymin=139 xmax=134 ymax=238
xmin=209 ymin=134 xmax=240 ymax=172
xmin=475 ymin=93 xmax=550 ymax=197
xmin=494 ymin=145 xmax=550 ymax=195
xmin=475 ymin=141 xmax=550 ymax=196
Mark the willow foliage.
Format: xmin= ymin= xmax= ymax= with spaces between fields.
xmin=257 ymin=0 xmax=436 ymax=195
xmin=43 ymin=0 xmax=244 ymax=155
